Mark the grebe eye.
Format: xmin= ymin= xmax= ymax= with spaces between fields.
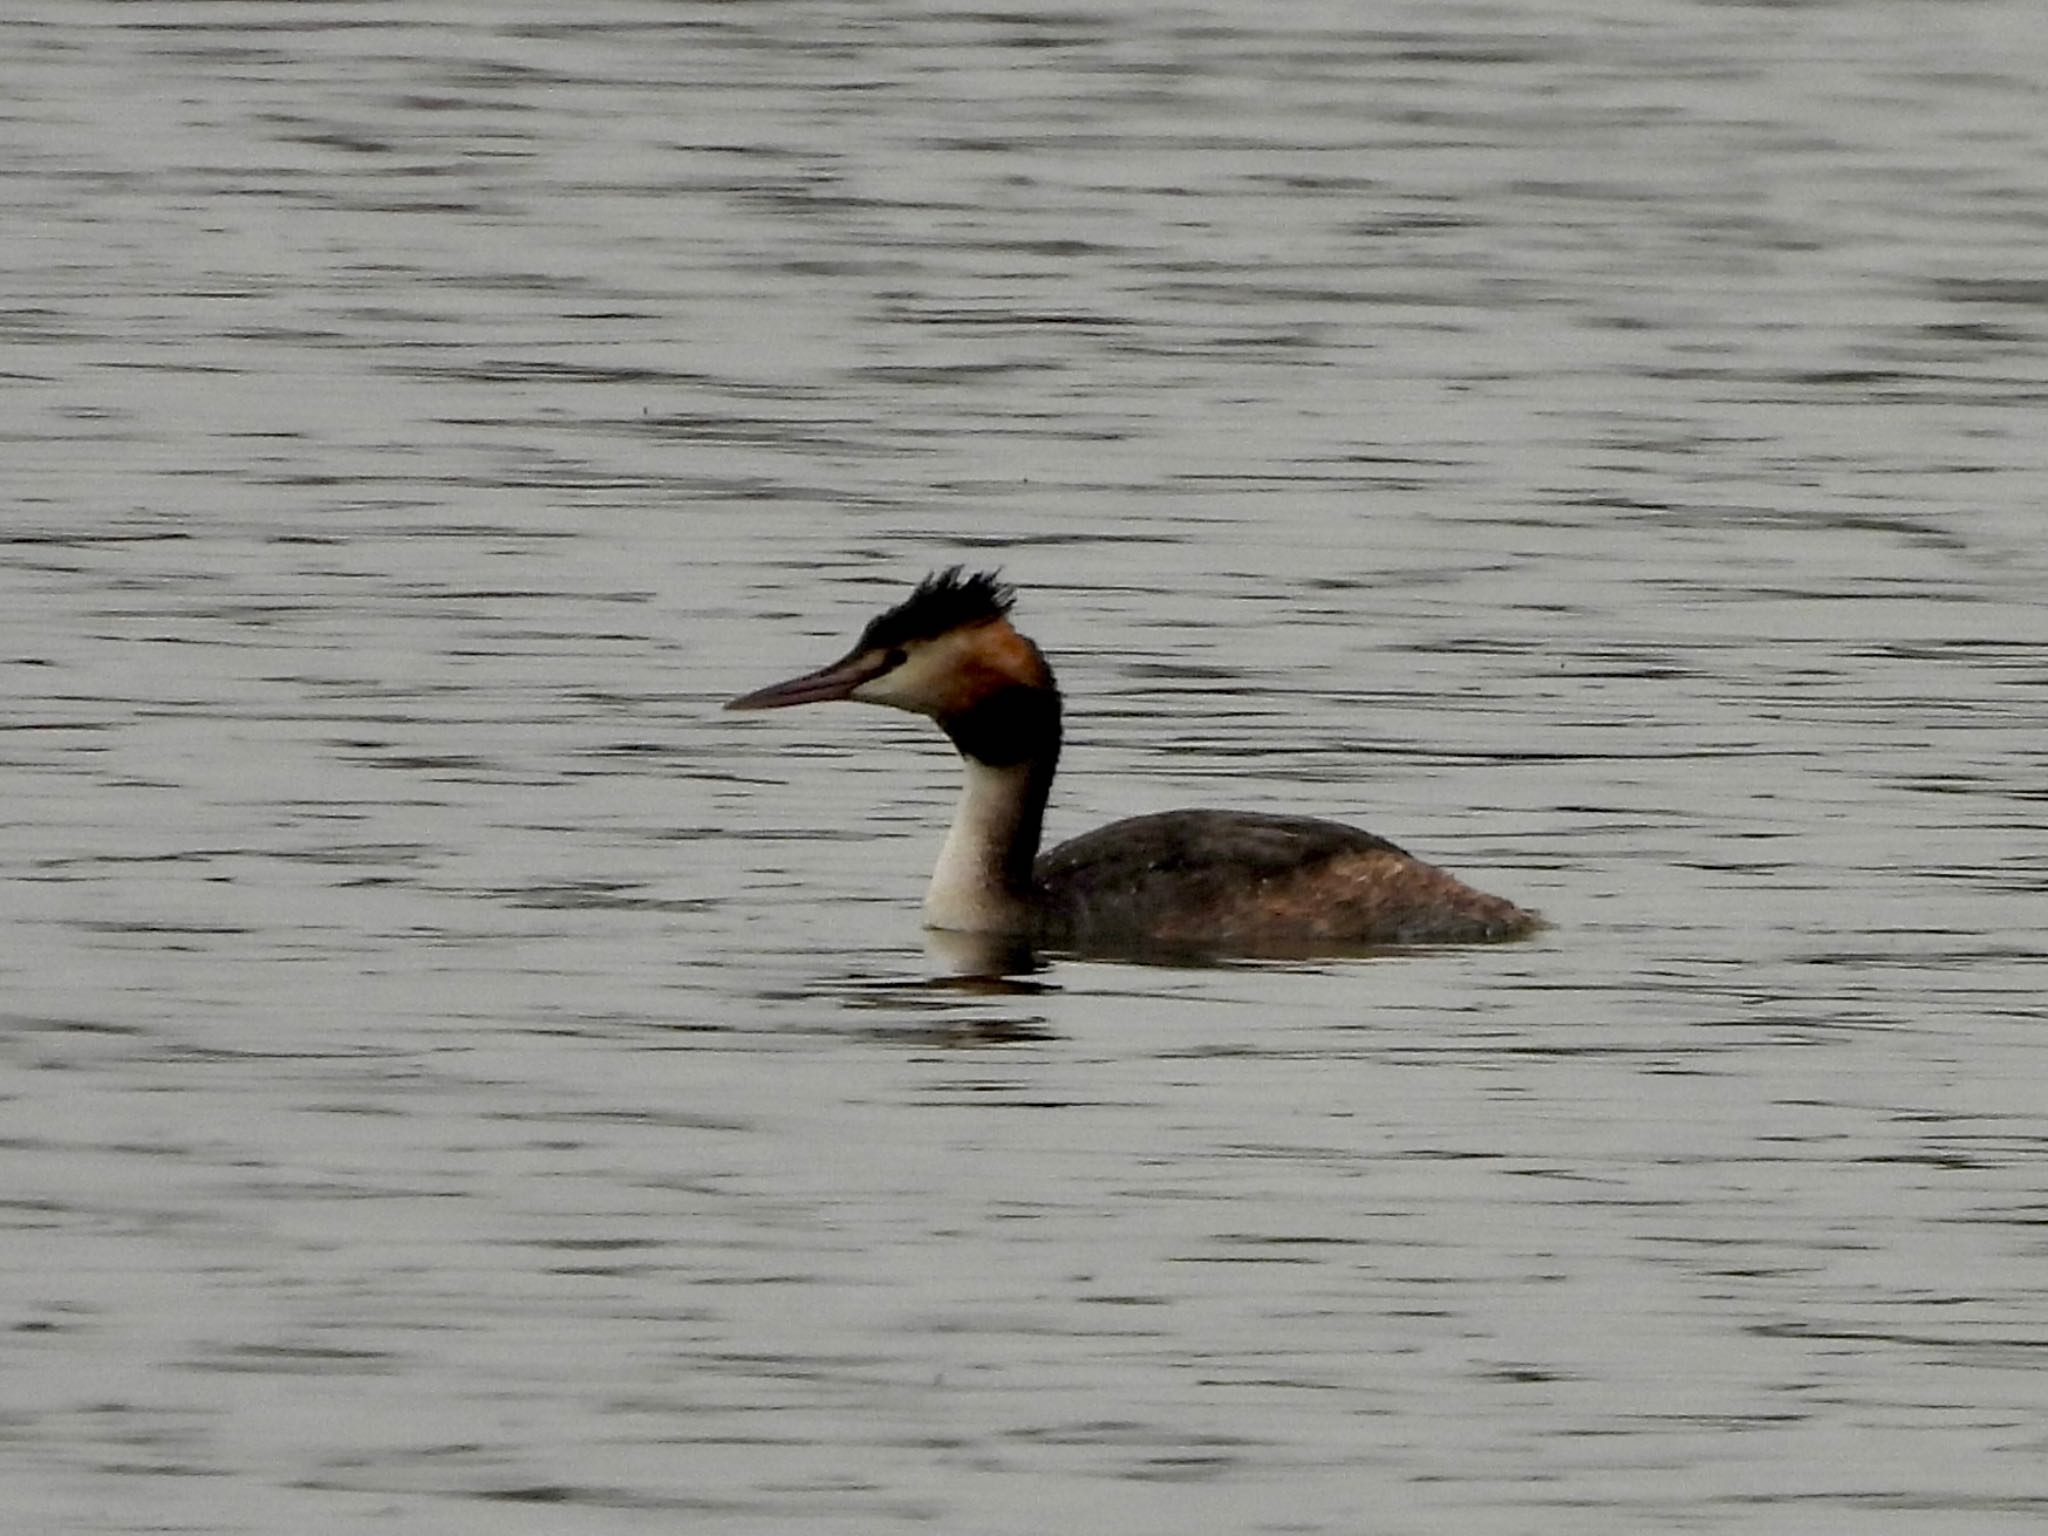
xmin=883 ymin=647 xmax=907 ymax=670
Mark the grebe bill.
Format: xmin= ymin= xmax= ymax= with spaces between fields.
xmin=727 ymin=570 xmax=1540 ymax=953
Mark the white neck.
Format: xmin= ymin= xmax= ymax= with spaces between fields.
xmin=923 ymin=758 xmax=1040 ymax=934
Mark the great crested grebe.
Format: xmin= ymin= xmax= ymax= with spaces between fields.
xmin=727 ymin=569 xmax=1539 ymax=954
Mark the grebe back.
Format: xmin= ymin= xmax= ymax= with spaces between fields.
xmin=727 ymin=570 xmax=1539 ymax=954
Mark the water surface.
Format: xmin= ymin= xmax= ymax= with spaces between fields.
xmin=6 ymin=3 xmax=2047 ymax=1532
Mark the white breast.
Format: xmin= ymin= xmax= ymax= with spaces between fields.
xmin=922 ymin=758 xmax=1035 ymax=934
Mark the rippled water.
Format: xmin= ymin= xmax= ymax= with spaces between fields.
xmin=7 ymin=3 xmax=2048 ymax=1531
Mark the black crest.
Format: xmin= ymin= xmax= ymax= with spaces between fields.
xmin=857 ymin=568 xmax=1015 ymax=652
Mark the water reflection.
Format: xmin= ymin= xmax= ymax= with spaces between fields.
xmin=922 ymin=927 xmax=1047 ymax=982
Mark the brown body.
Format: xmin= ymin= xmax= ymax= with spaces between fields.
xmin=729 ymin=570 xmax=1540 ymax=957
xmin=1034 ymin=810 xmax=1536 ymax=953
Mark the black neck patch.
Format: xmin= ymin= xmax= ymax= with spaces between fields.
xmin=942 ymin=684 xmax=1061 ymax=768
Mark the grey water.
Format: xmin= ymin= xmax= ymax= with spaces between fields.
xmin=6 ymin=2 xmax=2048 ymax=1531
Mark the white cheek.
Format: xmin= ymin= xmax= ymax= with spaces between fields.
xmin=849 ymin=639 xmax=962 ymax=714
xmin=850 ymin=672 xmax=918 ymax=710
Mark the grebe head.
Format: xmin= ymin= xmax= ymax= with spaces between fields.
xmin=731 ymin=568 xmax=1062 ymax=936
xmin=726 ymin=568 xmax=1053 ymax=720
